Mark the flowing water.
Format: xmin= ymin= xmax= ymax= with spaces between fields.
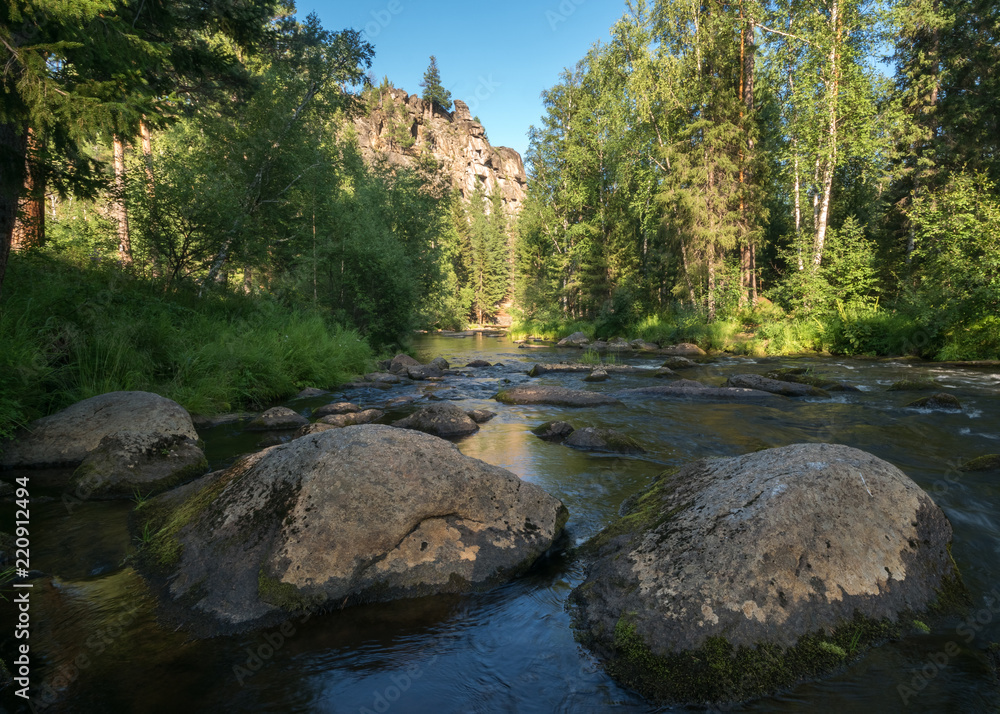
xmin=4 ymin=334 xmax=1000 ymax=713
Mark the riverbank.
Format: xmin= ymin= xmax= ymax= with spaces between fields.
xmin=510 ymin=302 xmax=1000 ymax=362
xmin=0 ymin=255 xmax=373 ymax=442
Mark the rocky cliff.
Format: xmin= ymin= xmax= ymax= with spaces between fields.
xmin=353 ymin=88 xmax=527 ymax=215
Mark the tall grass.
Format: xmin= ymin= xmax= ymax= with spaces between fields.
xmin=0 ymin=254 xmax=372 ymax=439
xmin=508 ymin=318 xmax=594 ymax=342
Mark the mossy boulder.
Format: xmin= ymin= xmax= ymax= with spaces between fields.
xmin=726 ymin=373 xmax=829 ymax=398
xmin=69 ymin=431 xmax=208 ymax=500
xmin=564 ymin=427 xmax=644 ymax=454
xmin=959 ymin=454 xmax=1000 ymax=473
xmin=0 ymin=391 xmax=198 ymax=469
xmin=887 ymin=378 xmax=939 ymax=392
xmin=392 ymin=403 xmax=479 ymax=437
xmin=572 ymin=443 xmax=963 ymax=704
xmin=134 ymin=425 xmax=568 ymax=636
xmin=495 ymin=385 xmax=621 ymax=408
xmin=905 ymin=393 xmax=963 ymax=411
xmin=531 ymin=421 xmax=575 ymax=442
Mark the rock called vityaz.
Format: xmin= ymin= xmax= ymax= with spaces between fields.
xmin=135 ymin=425 xmax=567 ymax=635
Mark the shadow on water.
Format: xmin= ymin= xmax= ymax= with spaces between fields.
xmin=3 ymin=333 xmax=1000 ymax=712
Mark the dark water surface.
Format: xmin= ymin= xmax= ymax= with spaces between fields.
xmin=4 ymin=334 xmax=1000 ymax=713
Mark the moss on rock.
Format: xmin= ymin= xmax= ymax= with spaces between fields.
xmin=959 ymin=454 xmax=1000 ymax=473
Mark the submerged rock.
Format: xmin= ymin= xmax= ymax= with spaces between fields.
xmin=959 ymin=454 xmax=1000 ymax=473
xmin=135 ymin=425 xmax=567 ymax=635
xmin=726 ymin=373 xmax=829 ymax=397
xmin=531 ymin=421 xmax=575 ymax=442
xmin=564 ymin=427 xmax=644 ymax=454
xmin=393 ymin=403 xmax=480 ymax=437
xmin=905 ymin=393 xmax=963 ymax=411
xmin=888 ymin=378 xmax=939 ymax=392
xmin=572 ymin=443 xmax=963 ymax=704
xmin=247 ymin=407 xmax=309 ymax=431
xmin=70 ymin=431 xmax=208 ymax=500
xmin=0 ymin=391 xmax=198 ymax=469
xmin=495 ymin=385 xmax=621 ymax=408
xmin=618 ymin=382 xmax=781 ymax=401
xmin=466 ymin=360 xmax=492 ymax=368
xmin=652 ymin=367 xmax=677 ymax=379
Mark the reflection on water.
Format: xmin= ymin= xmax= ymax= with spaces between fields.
xmin=4 ymin=333 xmax=1000 ymax=712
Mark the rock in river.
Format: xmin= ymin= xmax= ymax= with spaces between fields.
xmin=532 ymin=421 xmax=575 ymax=441
xmin=726 ymin=373 xmax=829 ymax=397
xmin=905 ymin=393 xmax=963 ymax=411
xmin=495 ymin=385 xmax=621 ymax=408
xmin=246 ymin=407 xmax=309 ymax=431
xmin=0 ymin=391 xmax=198 ymax=469
xmin=393 ymin=403 xmax=480 ymax=437
xmin=564 ymin=427 xmax=644 ymax=454
xmin=135 ymin=425 xmax=568 ymax=635
xmin=572 ymin=443 xmax=963 ymax=704
xmin=70 ymin=431 xmax=208 ymax=500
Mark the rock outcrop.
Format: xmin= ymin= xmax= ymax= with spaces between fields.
xmin=354 ymin=88 xmax=526 ymax=215
xmin=572 ymin=443 xmax=963 ymax=704
xmin=135 ymin=425 xmax=567 ymax=635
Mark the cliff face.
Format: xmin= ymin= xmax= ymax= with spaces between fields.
xmin=354 ymin=88 xmax=527 ymax=215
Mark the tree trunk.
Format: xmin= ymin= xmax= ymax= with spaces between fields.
xmin=0 ymin=123 xmax=29 ymax=300
xmin=113 ymin=134 xmax=132 ymax=265
xmin=812 ymin=0 xmax=840 ymax=272
xmin=12 ymin=128 xmax=45 ymax=252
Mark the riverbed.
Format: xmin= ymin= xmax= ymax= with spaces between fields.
xmin=4 ymin=334 xmax=999 ymax=713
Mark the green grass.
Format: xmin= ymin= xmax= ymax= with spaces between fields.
xmin=508 ymin=318 xmax=594 ymax=342
xmin=0 ymin=254 xmax=373 ymax=440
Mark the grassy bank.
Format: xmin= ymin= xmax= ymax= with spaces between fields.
xmin=511 ymin=300 xmax=999 ymax=361
xmin=0 ymin=254 xmax=373 ymax=441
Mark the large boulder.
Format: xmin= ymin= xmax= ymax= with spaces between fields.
xmin=135 ymin=425 xmax=568 ymax=635
xmin=659 ymin=343 xmax=707 ymax=356
xmin=392 ymin=403 xmax=479 ymax=437
xmin=564 ymin=427 xmax=644 ymax=454
xmin=557 ymin=331 xmax=591 ymax=347
xmin=495 ymin=385 xmax=622 ymax=408
xmin=726 ymin=373 xmax=829 ymax=398
xmin=0 ymin=391 xmax=198 ymax=469
xmin=70 ymin=432 xmax=208 ymax=500
xmin=572 ymin=443 xmax=963 ymax=704
xmin=406 ymin=365 xmax=444 ymax=381
xmin=388 ymin=353 xmax=422 ymax=374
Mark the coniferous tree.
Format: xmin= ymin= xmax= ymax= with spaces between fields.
xmin=419 ymin=55 xmax=453 ymax=111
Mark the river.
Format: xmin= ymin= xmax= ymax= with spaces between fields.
xmin=5 ymin=333 xmax=1000 ymax=713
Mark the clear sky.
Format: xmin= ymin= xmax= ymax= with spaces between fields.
xmin=303 ymin=0 xmax=628 ymax=160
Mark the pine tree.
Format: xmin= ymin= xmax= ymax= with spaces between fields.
xmin=420 ymin=55 xmax=453 ymax=111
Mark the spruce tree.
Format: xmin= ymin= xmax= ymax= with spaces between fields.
xmin=420 ymin=55 xmax=453 ymax=111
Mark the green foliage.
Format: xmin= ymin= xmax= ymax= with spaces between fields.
xmin=0 ymin=253 xmax=372 ymax=439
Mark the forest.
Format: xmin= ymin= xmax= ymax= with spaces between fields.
xmin=1 ymin=0 xmax=999 ymax=438
xmin=514 ymin=0 xmax=1000 ymax=359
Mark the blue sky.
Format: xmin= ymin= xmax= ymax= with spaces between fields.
xmin=304 ymin=0 xmax=627 ymax=159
